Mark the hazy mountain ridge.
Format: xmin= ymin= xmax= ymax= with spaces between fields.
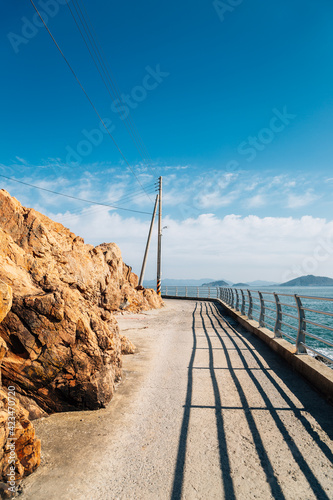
xmin=145 ymin=276 xmax=333 ymax=288
xmin=279 ymin=275 xmax=333 ymax=287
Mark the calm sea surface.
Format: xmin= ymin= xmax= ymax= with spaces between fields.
xmin=249 ymin=286 xmax=333 ymax=360
xmin=162 ymin=285 xmax=333 ymax=360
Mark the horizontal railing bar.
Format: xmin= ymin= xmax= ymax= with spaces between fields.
xmin=280 ymin=302 xmax=298 ymax=309
xmin=298 ymin=295 xmax=333 ymax=301
xmin=281 ymin=311 xmax=298 ymax=321
xmin=301 ymin=307 xmax=333 ymax=317
xmin=301 ymin=330 xmax=333 ymax=347
xmin=270 ymin=292 xmax=298 ymax=297
xmin=277 ymin=330 xmax=296 ymax=341
xmin=280 ymin=320 xmax=298 ymax=331
xmin=263 ymin=315 xmax=276 ymax=323
xmin=264 ymin=305 xmax=276 ymax=313
xmin=262 ymin=299 xmax=275 ymax=304
xmin=304 ymin=319 xmax=333 ymax=332
xmin=299 ymin=344 xmax=333 ymax=364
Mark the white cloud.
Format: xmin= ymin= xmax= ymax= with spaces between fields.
xmin=47 ymin=210 xmax=333 ymax=284
xmin=287 ymin=190 xmax=318 ymax=208
xmin=247 ymin=194 xmax=266 ymax=208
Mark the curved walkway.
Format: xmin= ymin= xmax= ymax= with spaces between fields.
xmin=20 ymin=300 xmax=333 ymax=499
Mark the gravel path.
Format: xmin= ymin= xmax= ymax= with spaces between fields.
xmin=20 ymin=299 xmax=333 ymax=500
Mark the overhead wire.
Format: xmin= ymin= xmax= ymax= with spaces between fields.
xmin=57 ymin=191 xmax=158 ymax=222
xmin=55 ymin=185 xmax=158 ymax=221
xmin=0 ymin=174 xmax=153 ymax=215
xmin=50 ymin=190 xmax=155 ymax=222
xmin=28 ymin=0 xmax=153 ymax=204
xmin=71 ymin=0 xmax=156 ymax=176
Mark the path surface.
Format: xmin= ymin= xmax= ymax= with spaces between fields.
xmin=20 ymin=300 xmax=333 ymax=500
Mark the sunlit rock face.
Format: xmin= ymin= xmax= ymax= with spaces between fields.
xmin=0 ymin=189 xmax=162 ymax=413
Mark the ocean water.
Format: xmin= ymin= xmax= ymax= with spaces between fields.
xmin=243 ymin=286 xmax=333 ymax=361
xmin=161 ymin=285 xmax=333 ymax=361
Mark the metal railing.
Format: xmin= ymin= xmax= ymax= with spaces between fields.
xmin=160 ymin=285 xmax=333 ymax=365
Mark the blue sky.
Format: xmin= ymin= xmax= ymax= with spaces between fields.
xmin=1 ymin=1 xmax=333 ymax=282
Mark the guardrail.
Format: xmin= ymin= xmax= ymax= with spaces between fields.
xmin=161 ymin=286 xmax=333 ymax=365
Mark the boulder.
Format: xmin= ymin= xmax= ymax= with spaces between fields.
xmin=0 ymin=189 xmax=163 ymax=413
xmin=0 ymin=337 xmax=41 ymax=495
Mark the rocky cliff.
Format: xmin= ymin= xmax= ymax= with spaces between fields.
xmin=0 ymin=189 xmax=162 ymax=415
xmin=0 ymin=284 xmax=41 ymax=495
xmin=0 ymin=189 xmax=162 ymax=493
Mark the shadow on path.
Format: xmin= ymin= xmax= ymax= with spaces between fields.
xmin=207 ymin=302 xmax=332 ymax=500
xmin=171 ymin=300 xmax=332 ymax=500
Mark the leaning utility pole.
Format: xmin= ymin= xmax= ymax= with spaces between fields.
xmin=138 ymin=194 xmax=159 ymax=287
xmin=157 ymin=176 xmax=162 ymax=295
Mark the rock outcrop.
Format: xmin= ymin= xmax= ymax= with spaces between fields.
xmin=0 ymin=189 xmax=162 ymax=415
xmin=0 ymin=282 xmax=12 ymax=326
xmin=0 ymin=293 xmax=41 ymax=496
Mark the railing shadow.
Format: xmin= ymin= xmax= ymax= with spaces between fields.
xmin=208 ymin=301 xmax=332 ymax=500
xmin=171 ymin=303 xmax=198 ymax=500
xmin=210 ymin=302 xmax=333 ymax=446
xmin=204 ymin=303 xmax=285 ymax=499
xmin=171 ymin=300 xmax=332 ymax=500
xmin=171 ymin=302 xmax=236 ymax=500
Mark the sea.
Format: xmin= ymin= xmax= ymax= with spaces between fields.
xmin=161 ymin=285 xmax=333 ymax=362
xmin=241 ymin=286 xmax=333 ymax=362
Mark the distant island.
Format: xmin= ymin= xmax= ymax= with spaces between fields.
xmin=143 ymin=278 xmax=216 ymax=287
xmin=202 ymin=280 xmax=229 ymax=287
xmin=279 ymin=275 xmax=333 ymax=287
xmin=202 ymin=280 xmax=278 ymax=288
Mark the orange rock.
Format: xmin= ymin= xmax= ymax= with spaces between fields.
xmin=0 ymin=189 xmax=162 ymax=414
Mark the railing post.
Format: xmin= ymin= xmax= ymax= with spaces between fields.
xmin=247 ymin=290 xmax=253 ymax=319
xmin=295 ymin=295 xmax=307 ymax=353
xmin=197 ymin=287 xmax=199 ymax=298
xmin=208 ymin=287 xmax=210 ymax=298
xmin=231 ymin=288 xmax=234 ymax=308
xmin=274 ymin=293 xmax=282 ymax=338
xmin=258 ymin=291 xmax=265 ymax=327
xmin=241 ymin=289 xmax=245 ymax=315
xmin=235 ymin=289 xmax=239 ymax=311
xmin=185 ymin=286 xmax=187 ymax=297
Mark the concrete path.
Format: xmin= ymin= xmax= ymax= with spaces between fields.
xmin=20 ymin=300 xmax=333 ymax=500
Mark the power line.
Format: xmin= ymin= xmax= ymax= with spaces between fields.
xmin=0 ymin=174 xmax=153 ymax=215
xmin=57 ymin=185 xmax=158 ymax=221
xmin=73 ymin=0 xmax=156 ymax=176
xmin=28 ymin=0 xmax=153 ymax=203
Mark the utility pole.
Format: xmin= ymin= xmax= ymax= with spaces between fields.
xmin=138 ymin=194 xmax=159 ymax=287
xmin=157 ymin=176 xmax=162 ymax=295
